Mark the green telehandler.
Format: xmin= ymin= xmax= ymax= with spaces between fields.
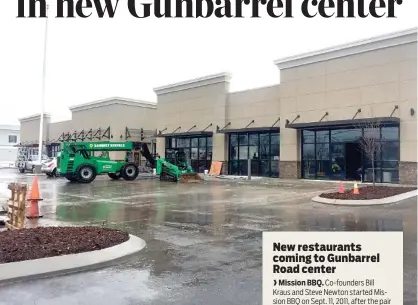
xmin=56 ymin=141 xmax=202 ymax=183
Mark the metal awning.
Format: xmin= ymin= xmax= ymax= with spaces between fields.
xmin=216 ymin=126 xmax=280 ymax=134
xmin=286 ymin=117 xmax=400 ymax=130
xmin=157 ymin=131 xmax=213 ymax=138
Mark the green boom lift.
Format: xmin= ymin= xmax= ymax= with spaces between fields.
xmin=56 ymin=141 xmax=201 ymax=183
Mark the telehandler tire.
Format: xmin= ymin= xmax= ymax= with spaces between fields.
xmin=121 ymin=162 xmax=139 ymax=181
xmin=108 ymin=172 xmax=121 ymax=180
xmin=65 ymin=173 xmax=78 ymax=182
xmin=76 ymin=164 xmax=97 ymax=183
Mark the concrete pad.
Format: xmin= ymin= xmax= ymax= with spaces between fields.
xmin=312 ymin=190 xmax=418 ymax=206
xmin=0 ymin=234 xmax=146 ymax=284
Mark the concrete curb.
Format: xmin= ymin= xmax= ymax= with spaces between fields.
xmin=312 ymin=190 xmax=418 ymax=206
xmin=0 ymin=234 xmax=146 ymax=285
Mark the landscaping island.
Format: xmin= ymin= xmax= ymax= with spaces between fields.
xmin=319 ymin=186 xmax=417 ymax=200
xmin=0 ymin=226 xmax=130 ymax=264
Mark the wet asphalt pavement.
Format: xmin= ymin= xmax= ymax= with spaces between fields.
xmin=0 ymin=169 xmax=416 ymax=305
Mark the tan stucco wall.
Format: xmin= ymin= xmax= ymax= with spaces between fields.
xmin=227 ymin=85 xmax=280 ymax=129
xmin=19 ymin=115 xmax=51 ymax=143
xmin=20 ymin=102 xmax=157 ymax=160
xmin=48 ymin=120 xmax=72 ymax=141
xmin=109 ymin=104 xmax=157 ymax=140
xmin=279 ymin=42 xmax=417 ymax=162
xmin=20 ymin=104 xmax=157 ymax=142
xmin=155 ymin=80 xmax=280 ymax=161
xmin=156 ymin=80 xmax=230 ymax=160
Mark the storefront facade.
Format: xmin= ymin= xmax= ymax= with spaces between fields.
xmin=164 ymin=133 xmax=213 ymax=173
xmin=225 ymin=129 xmax=280 ymax=177
xmin=298 ymin=121 xmax=400 ymax=183
xmin=19 ymin=28 xmax=417 ymax=184
xmin=276 ymin=28 xmax=417 ymax=184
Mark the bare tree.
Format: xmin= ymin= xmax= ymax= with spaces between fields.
xmin=357 ymin=120 xmax=383 ymax=186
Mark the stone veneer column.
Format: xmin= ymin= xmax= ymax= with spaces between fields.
xmin=399 ymin=162 xmax=417 ymax=185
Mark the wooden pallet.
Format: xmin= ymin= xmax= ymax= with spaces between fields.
xmin=6 ymin=183 xmax=27 ymax=230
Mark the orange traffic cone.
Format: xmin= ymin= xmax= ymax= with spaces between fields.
xmin=27 ymin=176 xmax=43 ymax=218
xmin=338 ymin=181 xmax=344 ymax=194
xmin=353 ymin=182 xmax=360 ymax=195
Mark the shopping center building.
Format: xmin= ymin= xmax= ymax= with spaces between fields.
xmin=18 ymin=28 xmax=417 ymax=184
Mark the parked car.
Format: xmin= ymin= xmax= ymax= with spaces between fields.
xmin=16 ymin=154 xmax=49 ymax=173
xmin=41 ymin=157 xmax=57 ymax=177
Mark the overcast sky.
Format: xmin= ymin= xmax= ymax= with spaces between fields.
xmin=1 ymin=0 xmax=417 ymax=125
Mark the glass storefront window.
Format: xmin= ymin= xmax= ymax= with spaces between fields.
xmin=238 ymin=134 xmax=248 ymax=146
xmin=165 ymin=136 xmax=212 ymax=173
xmin=239 ymin=146 xmax=248 ymax=160
xmin=249 ymin=145 xmax=258 ymax=159
xmin=177 ymin=138 xmax=190 ymax=148
xmin=364 ymin=128 xmax=380 ymax=139
xmin=271 ymin=134 xmax=279 ymax=146
xmin=381 ymin=126 xmax=399 ymax=141
xmin=382 ymin=142 xmax=399 ymax=161
xmin=249 ymin=134 xmax=258 ymax=146
xmin=303 ymin=144 xmax=315 ymax=160
xmin=303 ymin=130 xmax=315 ymax=143
xmin=331 ymin=129 xmax=362 ymax=142
xmin=48 ymin=144 xmax=61 ymax=157
xmin=271 ymin=144 xmax=279 ymax=160
xmin=230 ymin=146 xmax=238 ymax=160
xmin=316 ymin=161 xmax=330 ymax=179
xmin=260 ymin=133 xmax=270 ymax=159
xmin=271 ymin=160 xmax=279 ymax=178
xmin=331 ymin=144 xmax=345 ymax=179
xmin=228 ymin=131 xmax=279 ymax=177
xmin=316 ymin=130 xmax=329 ymax=143
xmin=316 ymin=143 xmax=329 ymax=160
xmin=191 ymin=148 xmax=198 ymax=160
xmin=303 ymin=160 xmax=316 ymax=179
xmin=301 ymin=125 xmax=400 ymax=183
xmin=230 ymin=134 xmax=238 ymax=146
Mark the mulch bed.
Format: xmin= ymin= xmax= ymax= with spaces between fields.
xmin=319 ymin=186 xmax=417 ymax=200
xmin=0 ymin=226 xmax=129 ymax=264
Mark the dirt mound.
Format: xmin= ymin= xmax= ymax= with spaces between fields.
xmin=319 ymin=186 xmax=417 ymax=200
xmin=0 ymin=226 xmax=129 ymax=264
xmin=179 ymin=173 xmax=203 ymax=183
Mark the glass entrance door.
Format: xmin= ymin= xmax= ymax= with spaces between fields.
xmin=330 ymin=144 xmax=345 ymax=180
xmin=228 ymin=131 xmax=280 ymax=177
xmin=165 ymin=136 xmax=213 ymax=173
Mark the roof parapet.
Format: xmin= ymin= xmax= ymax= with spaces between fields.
xmin=154 ymin=72 xmax=232 ymax=95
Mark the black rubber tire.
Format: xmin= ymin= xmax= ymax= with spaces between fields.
xmin=46 ymin=173 xmax=52 ymax=177
xmin=121 ymin=162 xmax=139 ymax=181
xmin=19 ymin=168 xmax=25 ymax=173
xmin=52 ymin=168 xmax=57 ymax=177
xmin=76 ymin=164 xmax=97 ymax=183
xmin=108 ymin=172 xmax=121 ymax=180
xmin=32 ymin=165 xmax=35 ymax=173
xmin=65 ymin=173 xmax=78 ymax=182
